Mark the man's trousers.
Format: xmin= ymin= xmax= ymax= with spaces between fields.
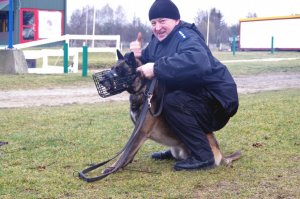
xmin=163 ymin=89 xmax=230 ymax=161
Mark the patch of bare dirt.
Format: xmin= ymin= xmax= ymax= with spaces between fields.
xmin=0 ymin=73 xmax=299 ymax=108
xmin=234 ymin=73 xmax=300 ymax=94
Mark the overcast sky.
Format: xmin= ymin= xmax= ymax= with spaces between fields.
xmin=67 ymin=0 xmax=300 ymax=25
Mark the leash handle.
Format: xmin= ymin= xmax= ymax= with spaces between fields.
xmin=78 ymin=160 xmax=112 ymax=182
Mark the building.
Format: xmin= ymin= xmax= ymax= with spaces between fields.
xmin=239 ymin=15 xmax=300 ymax=51
xmin=0 ymin=0 xmax=66 ymax=46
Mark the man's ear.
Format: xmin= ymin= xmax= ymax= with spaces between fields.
xmin=116 ymin=49 xmax=124 ymax=60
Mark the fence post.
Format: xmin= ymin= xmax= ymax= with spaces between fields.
xmin=232 ymin=35 xmax=236 ymax=56
xmin=8 ymin=0 xmax=14 ymax=49
xmin=63 ymin=43 xmax=68 ymax=74
xmin=82 ymin=43 xmax=88 ymax=77
xmin=271 ymin=36 xmax=275 ymax=54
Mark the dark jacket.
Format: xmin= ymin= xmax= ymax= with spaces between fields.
xmin=140 ymin=21 xmax=239 ymax=117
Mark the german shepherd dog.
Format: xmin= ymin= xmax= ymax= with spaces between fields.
xmin=93 ymin=50 xmax=241 ymax=175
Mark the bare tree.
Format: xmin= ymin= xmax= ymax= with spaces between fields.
xmin=68 ymin=4 xmax=151 ymax=40
xmin=247 ymin=12 xmax=258 ymax=18
xmin=194 ymin=10 xmax=208 ymax=41
xmin=115 ymin=5 xmax=127 ymax=25
xmin=195 ymin=8 xmax=230 ymax=47
xmin=68 ymin=7 xmax=89 ymax=35
xmin=98 ymin=4 xmax=114 ymax=25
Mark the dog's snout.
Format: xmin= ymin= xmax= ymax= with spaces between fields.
xmin=97 ymin=70 xmax=115 ymax=91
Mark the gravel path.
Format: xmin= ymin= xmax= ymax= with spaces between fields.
xmin=0 ymin=73 xmax=299 ymax=108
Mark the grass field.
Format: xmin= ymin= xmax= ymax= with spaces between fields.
xmin=0 ymin=51 xmax=299 ymax=90
xmin=0 ymin=89 xmax=299 ymax=198
xmin=0 ymin=51 xmax=300 ymax=198
xmin=37 ymin=50 xmax=300 ymax=70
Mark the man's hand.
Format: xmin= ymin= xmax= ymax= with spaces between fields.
xmin=137 ymin=63 xmax=155 ymax=79
xmin=130 ymin=32 xmax=142 ymax=58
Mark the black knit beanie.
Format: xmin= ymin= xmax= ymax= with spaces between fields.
xmin=148 ymin=0 xmax=180 ymax=21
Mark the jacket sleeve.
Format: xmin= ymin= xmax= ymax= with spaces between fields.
xmin=153 ymin=31 xmax=215 ymax=86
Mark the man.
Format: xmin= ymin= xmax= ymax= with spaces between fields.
xmin=130 ymin=0 xmax=239 ymax=171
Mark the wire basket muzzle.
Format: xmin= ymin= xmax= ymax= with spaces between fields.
xmin=92 ymin=70 xmax=135 ymax=98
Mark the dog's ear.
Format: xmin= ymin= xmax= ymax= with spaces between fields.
xmin=127 ymin=52 xmax=137 ymax=68
xmin=116 ymin=49 xmax=124 ymax=60
xmin=128 ymin=52 xmax=135 ymax=62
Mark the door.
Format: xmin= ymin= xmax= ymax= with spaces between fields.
xmin=20 ymin=9 xmax=38 ymax=43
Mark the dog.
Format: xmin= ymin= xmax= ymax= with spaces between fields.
xmin=93 ymin=50 xmax=241 ymax=174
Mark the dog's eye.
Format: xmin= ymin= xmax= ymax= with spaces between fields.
xmin=115 ymin=66 xmax=122 ymax=74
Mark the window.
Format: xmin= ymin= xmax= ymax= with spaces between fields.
xmin=0 ymin=11 xmax=8 ymax=32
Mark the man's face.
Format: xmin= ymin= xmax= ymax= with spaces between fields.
xmin=150 ymin=18 xmax=180 ymax=41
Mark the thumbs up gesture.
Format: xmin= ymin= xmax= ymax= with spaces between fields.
xmin=130 ymin=32 xmax=142 ymax=58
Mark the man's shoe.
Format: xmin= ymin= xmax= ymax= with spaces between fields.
xmin=174 ymin=156 xmax=215 ymax=171
xmin=151 ymin=150 xmax=175 ymax=160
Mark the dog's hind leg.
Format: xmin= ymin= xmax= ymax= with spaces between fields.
xmin=207 ymin=133 xmax=223 ymax=166
xmin=207 ymin=132 xmax=242 ymax=166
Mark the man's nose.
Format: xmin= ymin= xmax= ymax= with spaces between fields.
xmin=154 ymin=23 xmax=162 ymax=31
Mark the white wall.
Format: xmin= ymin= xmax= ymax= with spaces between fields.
xmin=240 ymin=17 xmax=300 ymax=50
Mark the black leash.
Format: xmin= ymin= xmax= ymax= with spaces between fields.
xmin=78 ymin=78 xmax=158 ymax=182
xmin=149 ymin=81 xmax=165 ymax=117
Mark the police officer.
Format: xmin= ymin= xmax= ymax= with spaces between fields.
xmin=130 ymin=0 xmax=239 ymax=170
